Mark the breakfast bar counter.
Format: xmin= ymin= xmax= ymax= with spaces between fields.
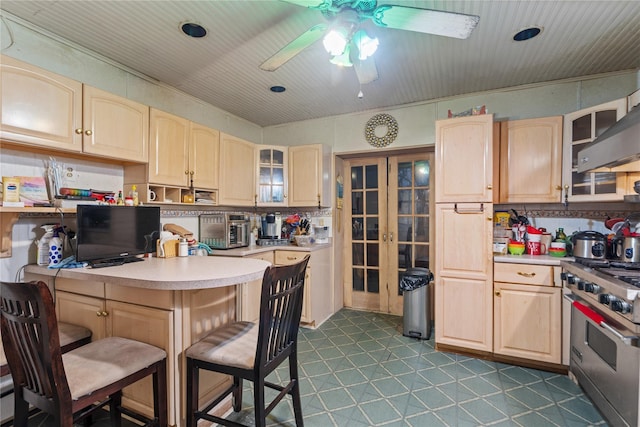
xmin=25 ymin=256 xmax=270 ymax=290
xmin=24 ymin=256 xmax=271 ymax=427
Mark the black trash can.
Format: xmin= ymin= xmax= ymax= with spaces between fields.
xmin=400 ymin=267 xmax=433 ymax=340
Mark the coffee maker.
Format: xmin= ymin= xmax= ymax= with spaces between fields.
xmin=262 ymin=212 xmax=282 ymax=239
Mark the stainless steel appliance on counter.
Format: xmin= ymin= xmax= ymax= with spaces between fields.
xmin=561 ymin=259 xmax=640 ymax=427
xmin=199 ymin=213 xmax=250 ymax=249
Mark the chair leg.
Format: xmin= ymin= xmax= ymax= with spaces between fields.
xmin=153 ymin=359 xmax=168 ymax=427
xmin=232 ymin=376 xmax=243 ymax=412
xmin=289 ymin=354 xmax=304 ymax=427
xmin=254 ymin=376 xmax=266 ymax=427
xmin=110 ymin=391 xmax=122 ymax=427
xmin=13 ymin=389 xmax=29 ymax=427
xmin=186 ymin=358 xmax=198 ymax=427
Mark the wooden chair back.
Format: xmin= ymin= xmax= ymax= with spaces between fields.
xmin=256 ymin=255 xmax=309 ymax=374
xmin=0 ymin=281 xmax=73 ymax=419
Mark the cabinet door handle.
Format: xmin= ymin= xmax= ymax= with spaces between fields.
xmin=517 ymin=272 xmax=536 ymax=278
xmin=75 ymin=128 xmax=83 ymax=134
xmin=382 ymin=233 xmax=387 ymax=242
xmin=84 ymin=129 xmax=92 ymax=136
xmin=389 ymin=232 xmax=393 ymax=242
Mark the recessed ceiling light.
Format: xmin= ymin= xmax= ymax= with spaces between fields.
xmin=270 ymin=86 xmax=286 ymax=93
xmin=181 ymin=22 xmax=207 ymax=38
xmin=513 ymin=26 xmax=542 ymax=42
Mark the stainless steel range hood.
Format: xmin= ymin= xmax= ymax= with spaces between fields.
xmin=577 ymin=104 xmax=640 ymax=172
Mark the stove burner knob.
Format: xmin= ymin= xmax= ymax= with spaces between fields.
xmin=611 ymin=300 xmax=632 ymax=314
xmin=599 ymin=294 xmax=617 ymax=305
xmin=577 ymin=280 xmax=585 ymax=291
xmin=584 ymin=283 xmax=600 ymax=294
xmin=567 ymin=275 xmax=576 ymax=284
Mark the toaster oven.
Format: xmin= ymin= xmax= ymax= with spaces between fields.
xmin=199 ymin=213 xmax=250 ymax=249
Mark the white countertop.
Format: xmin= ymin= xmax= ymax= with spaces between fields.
xmin=494 ymin=254 xmax=575 ymax=266
xmin=210 ymin=242 xmax=332 ymax=257
xmin=25 ymin=256 xmax=270 ymax=290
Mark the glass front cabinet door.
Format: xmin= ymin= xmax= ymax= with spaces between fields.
xmin=562 ymin=98 xmax=628 ymax=201
xmin=257 ymin=146 xmax=288 ymax=206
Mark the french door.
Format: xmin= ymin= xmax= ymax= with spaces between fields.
xmin=344 ymin=152 xmax=433 ymax=315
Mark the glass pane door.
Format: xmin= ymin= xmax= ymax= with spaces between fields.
xmin=346 ymin=158 xmax=387 ymax=312
xmin=344 ymin=152 xmax=433 ymax=316
xmin=387 ymin=154 xmax=433 ymax=315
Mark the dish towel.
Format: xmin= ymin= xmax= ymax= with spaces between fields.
xmin=48 ymin=255 xmax=88 ymax=269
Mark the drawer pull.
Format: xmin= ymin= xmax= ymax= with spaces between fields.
xmin=517 ymin=272 xmax=536 ymax=278
xmin=287 ymin=256 xmax=296 ymax=260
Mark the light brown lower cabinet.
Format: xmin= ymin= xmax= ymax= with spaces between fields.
xmin=493 ymin=263 xmax=562 ymax=364
xmin=27 ymin=274 xmax=236 ymax=427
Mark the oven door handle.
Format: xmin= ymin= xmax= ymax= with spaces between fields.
xmin=572 ymin=300 xmax=639 ymax=346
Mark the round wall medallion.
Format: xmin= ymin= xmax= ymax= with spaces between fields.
xmin=365 ymin=113 xmax=399 ymax=147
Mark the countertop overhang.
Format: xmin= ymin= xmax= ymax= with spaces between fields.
xmin=25 ymin=256 xmax=270 ymax=290
xmin=494 ymin=254 xmax=575 ymax=266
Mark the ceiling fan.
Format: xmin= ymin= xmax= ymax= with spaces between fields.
xmin=260 ymin=0 xmax=480 ymax=84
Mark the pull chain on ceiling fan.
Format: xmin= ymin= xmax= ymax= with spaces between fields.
xmin=259 ymin=0 xmax=480 ymax=85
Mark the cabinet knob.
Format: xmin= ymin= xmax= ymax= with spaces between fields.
xmin=185 ymin=170 xmax=189 ymax=175
xmin=75 ymin=128 xmax=83 ymax=134
xmin=487 ymin=185 xmax=493 ymax=190
xmin=495 ymin=291 xmax=501 ymax=297
xmin=101 ymin=311 xmax=108 ymax=317
xmin=555 ymin=185 xmax=562 ymax=191
xmin=96 ymin=311 xmax=102 ymax=317
xmin=84 ymin=129 xmax=92 ymax=136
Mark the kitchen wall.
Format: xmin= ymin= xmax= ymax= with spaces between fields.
xmin=263 ymin=73 xmax=639 ymax=153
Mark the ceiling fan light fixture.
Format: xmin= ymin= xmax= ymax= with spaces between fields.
xmin=330 ymin=45 xmax=353 ymax=67
xmin=323 ymin=28 xmax=349 ymax=55
xmin=352 ymin=30 xmax=378 ymax=60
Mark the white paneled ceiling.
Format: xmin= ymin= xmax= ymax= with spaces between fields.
xmin=1 ymin=1 xmax=639 ymax=127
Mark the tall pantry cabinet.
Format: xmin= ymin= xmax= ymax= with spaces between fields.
xmin=434 ymin=114 xmax=495 ymax=352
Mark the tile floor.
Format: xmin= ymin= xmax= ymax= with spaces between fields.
xmin=229 ymin=308 xmax=608 ymax=427
xmin=15 ymin=308 xmax=608 ymax=427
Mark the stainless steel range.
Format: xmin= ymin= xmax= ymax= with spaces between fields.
xmin=561 ymin=259 xmax=640 ymax=427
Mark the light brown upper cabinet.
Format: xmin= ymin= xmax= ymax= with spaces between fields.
xmin=139 ymin=109 xmax=219 ymax=189
xmin=435 ymin=114 xmax=495 ymax=203
xmin=218 ymin=133 xmax=257 ymax=206
xmin=82 ymin=86 xmax=149 ymax=163
xmin=288 ymin=144 xmax=332 ymax=207
xmin=563 ymin=99 xmax=630 ymax=202
xmin=1 ymin=55 xmax=148 ymax=163
xmin=498 ymin=116 xmax=563 ymax=203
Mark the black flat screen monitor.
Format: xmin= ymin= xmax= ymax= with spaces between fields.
xmin=76 ymin=205 xmax=160 ymax=265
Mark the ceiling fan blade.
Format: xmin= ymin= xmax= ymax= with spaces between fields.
xmin=353 ymin=57 xmax=378 ymax=85
xmin=259 ymin=24 xmax=328 ymax=72
xmin=280 ymin=0 xmax=333 ymax=10
xmin=372 ymin=5 xmax=479 ymax=39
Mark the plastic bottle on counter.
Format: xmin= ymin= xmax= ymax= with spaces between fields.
xmin=555 ymin=228 xmax=567 ymax=241
xmin=116 ymin=190 xmax=124 ymax=205
xmin=37 ymin=224 xmax=55 ymax=266
xmin=130 ymin=185 xmax=139 ymax=206
xmin=48 ymin=228 xmax=64 ymax=267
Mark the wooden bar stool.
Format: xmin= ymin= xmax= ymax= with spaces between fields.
xmin=0 ymin=280 xmax=168 ymax=427
xmin=185 ymin=255 xmax=309 ymax=427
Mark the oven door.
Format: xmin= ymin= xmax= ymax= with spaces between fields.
xmin=570 ymin=301 xmax=640 ymax=427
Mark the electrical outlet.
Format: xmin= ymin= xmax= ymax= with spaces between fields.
xmin=65 ymin=167 xmax=78 ymax=183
